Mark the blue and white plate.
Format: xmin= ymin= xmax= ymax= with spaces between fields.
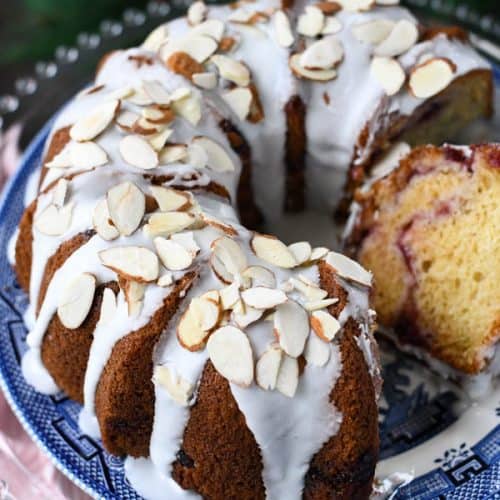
xmin=0 ymin=69 xmax=499 ymax=500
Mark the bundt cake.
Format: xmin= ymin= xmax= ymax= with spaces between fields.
xmin=345 ymin=143 xmax=500 ymax=392
xmin=10 ymin=0 xmax=495 ymax=497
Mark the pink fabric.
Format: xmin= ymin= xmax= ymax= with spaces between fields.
xmin=0 ymin=125 xmax=90 ymax=500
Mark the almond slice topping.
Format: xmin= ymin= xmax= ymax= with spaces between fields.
xmin=192 ymin=136 xmax=235 ymax=172
xmin=99 ymin=288 xmax=117 ymax=325
xmin=207 ymin=326 xmax=254 ymax=387
xmin=151 ymin=186 xmax=191 ymax=212
xmin=44 ymin=145 xmax=72 ymax=168
xmin=52 ymin=179 xmax=68 ymax=208
xmin=161 ymin=34 xmax=218 ymax=64
xmin=325 ymin=251 xmax=372 ymax=287
xmin=337 ymin=0 xmax=375 ymax=11
xmin=210 ymin=236 xmax=247 ymax=283
xmin=154 ymin=237 xmax=195 ymax=270
xmin=290 ymin=276 xmax=328 ymax=301
xmin=148 ymin=128 xmax=173 ymax=152
xmin=34 ymin=202 xmax=74 ymax=236
xmin=70 ymin=99 xmax=120 ymax=142
xmin=57 ymin=273 xmax=96 ymax=329
xmin=120 ymin=135 xmax=159 ymax=170
xmin=370 ymin=56 xmax=405 ymax=96
xmin=171 ymin=93 xmax=201 ymax=125
xmin=143 ymin=211 xmax=195 ymax=237
xmin=70 ymin=141 xmax=109 ymax=169
xmin=158 ymin=271 xmax=174 ymax=287
xmin=290 ymin=53 xmax=337 ymax=82
xmin=201 ymin=212 xmax=238 ymax=237
xmin=352 ymin=19 xmax=395 ymax=44
xmin=190 ymin=19 xmax=225 ymax=42
xmin=241 ymin=287 xmax=287 ymax=310
xmin=107 ymin=181 xmax=145 ymax=236
xmin=99 ymin=246 xmax=159 ymax=282
xmin=210 ymin=55 xmax=251 ymax=87
xmin=276 ymin=355 xmax=299 ymax=397
xmin=304 ymin=333 xmax=330 ymax=367
xmin=374 ymin=19 xmax=419 ymax=57
xmin=232 ymin=303 xmax=264 ymax=328
xmin=154 ymin=365 xmax=194 ymax=406
xmin=160 ymin=144 xmax=188 ymax=164
xmin=187 ymin=0 xmax=207 ymax=26
xmin=251 ymin=234 xmax=297 ymax=268
xmin=321 ymin=16 xmax=342 ymax=35
xmin=241 ymin=266 xmax=276 ymax=288
xmin=408 ymin=57 xmax=456 ymax=98
xmin=116 ymin=110 xmax=140 ymax=132
xmin=299 ymin=36 xmax=343 ymax=70
xmin=171 ymin=231 xmax=200 ymax=256
xmin=93 ymin=199 xmax=119 ymax=241
xmin=142 ymin=25 xmax=169 ymax=52
xmin=288 ymin=241 xmax=312 ymax=265
xmin=222 ymin=87 xmax=253 ymax=121
xmin=274 ymin=10 xmax=294 ymax=48
xmin=192 ymin=72 xmax=218 ymax=89
xmin=274 ymin=300 xmax=309 ymax=357
xmin=256 ymin=344 xmax=283 ymax=390
xmin=297 ymin=6 xmax=324 ymax=37
xmin=304 ymin=297 xmax=339 ymax=311
xmin=142 ymin=80 xmax=171 ymax=105
xmin=220 ymin=282 xmax=240 ymax=310
xmin=311 ymin=310 xmax=341 ymax=341
xmin=122 ymin=279 xmax=146 ymax=317
xmin=310 ymin=246 xmax=329 ymax=261
xmin=177 ymin=297 xmax=218 ymax=351
xmin=127 ymin=85 xmax=154 ymax=106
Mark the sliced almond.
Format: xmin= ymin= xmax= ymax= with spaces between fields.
xmin=288 ymin=241 xmax=312 ymax=265
xmin=108 ymin=85 xmax=135 ymax=101
xmin=154 ymin=237 xmax=195 ymax=270
xmin=311 ymin=310 xmax=340 ymax=341
xmin=34 ymin=202 xmax=74 ymax=236
xmin=185 ymin=142 xmax=208 ymax=169
xmin=256 ymin=344 xmax=283 ymax=390
xmin=187 ymin=0 xmax=207 ymax=26
xmin=171 ymin=93 xmax=201 ymax=125
xmin=143 ymin=211 xmax=195 ymax=237
xmin=70 ymin=99 xmax=120 ymax=142
xmin=154 ymin=365 xmax=194 ymax=406
xmin=201 ymin=289 xmax=220 ymax=304
xmin=210 ymin=55 xmax=250 ymax=87
xmin=127 ymin=85 xmax=154 ymax=106
xmin=122 ymin=279 xmax=146 ymax=317
xmin=304 ymin=297 xmax=339 ymax=311
xmin=192 ymin=71 xmax=218 ymax=89
xmin=228 ymin=8 xmax=254 ymax=24
xmin=192 ymin=136 xmax=235 ymax=172
xmin=70 ymin=141 xmax=108 ymax=169
xmin=370 ymin=56 xmax=405 ymax=96
xmin=290 ymin=53 xmax=337 ymax=82
xmin=158 ymin=271 xmax=174 ymax=287
xmin=352 ymin=18 xmax=395 ymax=44
xmin=297 ymin=6 xmax=324 ymax=37
xmin=210 ymin=236 xmax=247 ymax=283
xmin=151 ymin=186 xmax=191 ymax=212
xmin=98 ymin=287 xmax=117 ymax=325
xmin=241 ymin=266 xmax=276 ymax=288
xmin=310 ymin=247 xmax=329 ymax=261
xmin=44 ymin=145 xmax=72 ymax=168
xmin=116 ymin=110 xmax=140 ymax=132
xmin=222 ymin=87 xmax=252 ymax=121
xmin=190 ymin=19 xmax=225 ymax=42
xmin=325 ymin=251 xmax=372 ymax=287
xmin=274 ymin=300 xmax=309 ymax=357
xmin=374 ymin=19 xmax=419 ymax=57
xmin=241 ymin=287 xmax=287 ymax=310
xmin=219 ymin=36 xmax=237 ymax=53
xmin=142 ymin=25 xmax=169 ymax=52
xmin=251 ymin=234 xmax=297 ymax=268
xmin=290 ymin=276 xmax=328 ymax=301
xmin=220 ymin=282 xmax=240 ymax=310
xmin=142 ymin=106 xmax=175 ymax=125
xmin=321 ymin=16 xmax=342 ymax=35
xmin=177 ymin=303 xmax=210 ymax=351
xmin=276 ymin=354 xmax=299 ymax=397
xmin=57 ymin=273 xmax=96 ymax=329
xmin=304 ymin=333 xmax=330 ymax=367
xmin=119 ymin=135 xmax=159 ymax=170
xmin=207 ymin=326 xmax=254 ymax=387
xmin=148 ymin=128 xmax=174 ymax=152
xmin=299 ymin=36 xmax=343 ymax=70
xmin=99 ymin=246 xmax=159 ymax=282
xmin=52 ymin=179 xmax=68 ymax=208
xmin=191 ymin=296 xmax=220 ymax=330
xmin=107 ymin=181 xmax=145 ymax=236
xmin=233 ymin=302 xmax=263 ymax=328
xmin=93 ymin=199 xmax=119 ymax=241
xmin=161 ymin=34 xmax=218 ymax=64
xmin=167 ymin=51 xmax=205 ymax=81
xmin=274 ymin=10 xmax=294 ymax=48
xmin=376 ymin=0 xmax=399 ymax=4
xmin=160 ymin=144 xmax=188 ymax=164
xmin=201 ymin=212 xmax=238 ymax=236
xmin=408 ymin=57 xmax=456 ymax=98
xmin=337 ymin=0 xmax=374 ymax=11
xmin=170 ymin=231 xmax=200 ymax=257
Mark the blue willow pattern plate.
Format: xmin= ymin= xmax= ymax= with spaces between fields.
xmin=0 ymin=70 xmax=499 ymax=500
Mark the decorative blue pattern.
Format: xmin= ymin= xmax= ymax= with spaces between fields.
xmin=0 ymin=69 xmax=499 ymax=500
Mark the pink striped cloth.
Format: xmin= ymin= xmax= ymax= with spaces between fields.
xmin=0 ymin=125 xmax=90 ymax=500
